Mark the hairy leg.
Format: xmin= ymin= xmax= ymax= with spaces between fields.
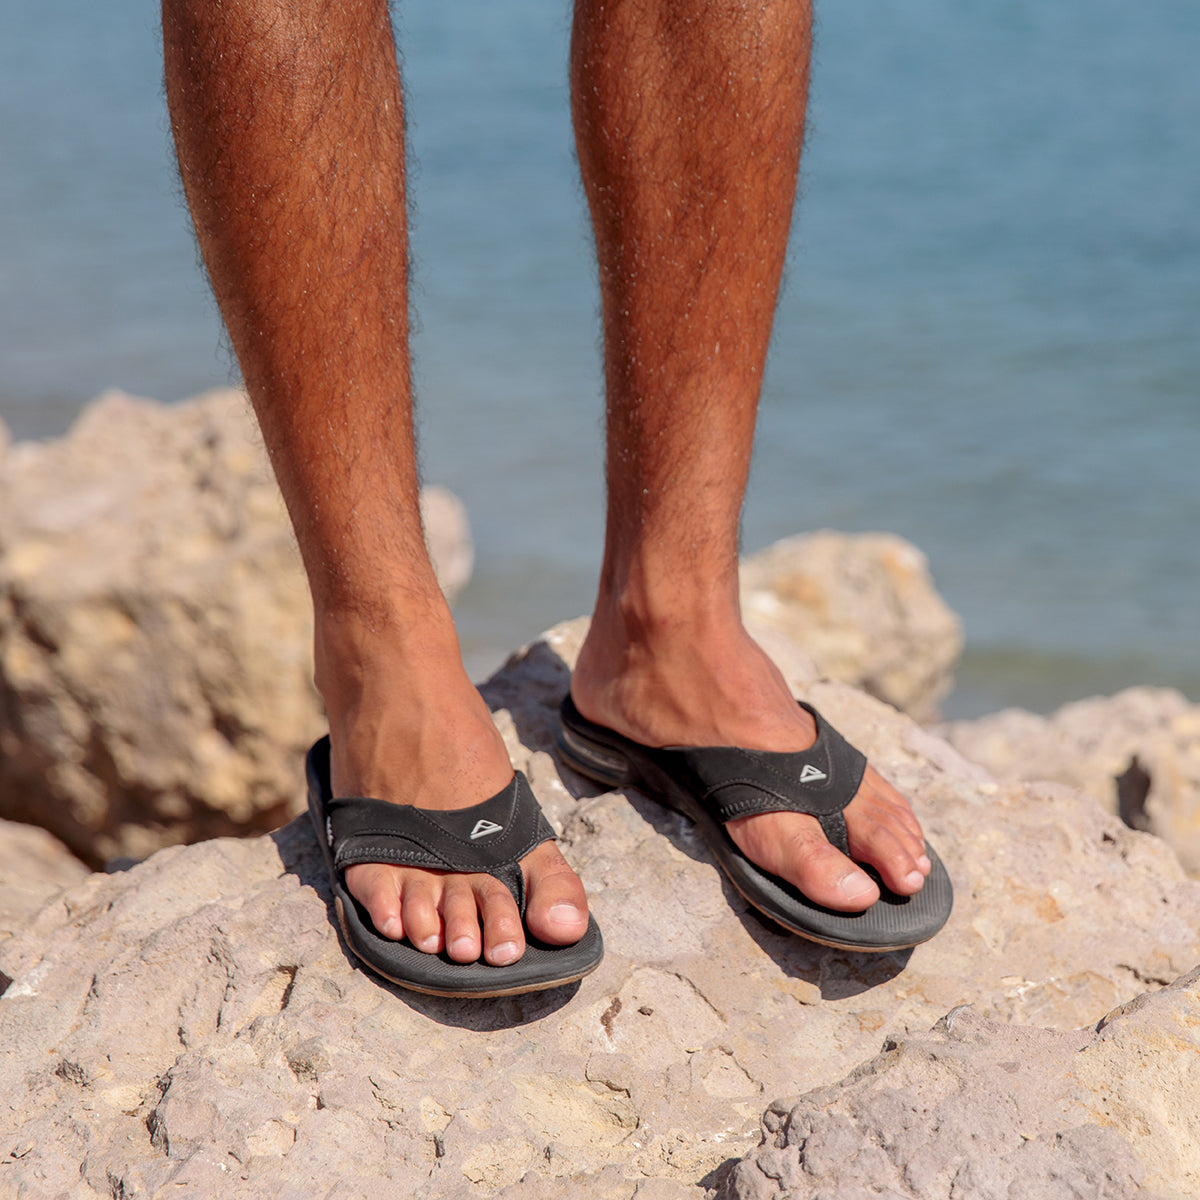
xmin=569 ymin=0 xmax=930 ymax=910
xmin=163 ymin=0 xmax=586 ymax=962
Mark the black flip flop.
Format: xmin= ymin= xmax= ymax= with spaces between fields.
xmin=557 ymin=696 xmax=952 ymax=953
xmin=306 ymin=737 xmax=604 ymax=997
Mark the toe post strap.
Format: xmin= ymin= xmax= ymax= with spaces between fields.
xmin=651 ymin=702 xmax=867 ymax=856
xmin=310 ymin=739 xmax=555 ymax=914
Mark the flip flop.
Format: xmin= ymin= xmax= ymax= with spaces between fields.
xmin=557 ymin=695 xmax=952 ymax=953
xmin=306 ymin=736 xmax=604 ymax=997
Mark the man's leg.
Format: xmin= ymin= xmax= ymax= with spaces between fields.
xmin=569 ymin=0 xmax=931 ymax=909
xmin=162 ymin=0 xmax=587 ymax=963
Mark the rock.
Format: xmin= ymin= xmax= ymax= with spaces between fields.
xmin=420 ymin=484 xmax=474 ymax=602
xmin=1 ymin=620 xmax=1196 ymax=1197
xmin=739 ymin=532 xmax=962 ymax=722
xmin=720 ymin=965 xmax=1200 ymax=1200
xmin=941 ymin=687 xmax=1200 ymax=876
xmin=0 ymin=389 xmax=472 ymax=867
xmin=0 ymin=819 xmax=88 ymax=971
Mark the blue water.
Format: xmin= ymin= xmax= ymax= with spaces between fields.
xmin=2 ymin=0 xmax=1198 ymax=716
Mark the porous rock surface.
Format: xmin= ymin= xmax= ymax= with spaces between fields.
xmin=0 ymin=389 xmax=472 ymax=866
xmin=739 ymin=532 xmax=962 ymax=723
xmin=0 ymin=819 xmax=88 ymax=959
xmin=2 ymin=619 xmax=1197 ymax=1198
xmin=942 ymin=687 xmax=1200 ymax=876
xmin=721 ymin=966 xmax=1200 ymax=1200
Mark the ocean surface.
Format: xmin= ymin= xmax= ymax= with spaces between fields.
xmin=2 ymin=0 xmax=1198 ymax=717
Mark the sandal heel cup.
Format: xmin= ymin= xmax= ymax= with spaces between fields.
xmin=556 ymin=721 xmax=636 ymax=787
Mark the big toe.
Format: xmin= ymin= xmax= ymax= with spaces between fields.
xmin=344 ymin=861 xmax=409 ymax=942
xmin=728 ymin=811 xmax=882 ymax=912
xmin=844 ymin=766 xmax=930 ymax=897
xmin=522 ymin=842 xmax=589 ymax=946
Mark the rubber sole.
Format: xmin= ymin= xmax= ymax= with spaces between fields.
xmin=306 ymin=739 xmax=604 ymax=998
xmin=332 ymin=897 xmax=602 ymax=998
xmin=557 ymin=699 xmax=953 ymax=953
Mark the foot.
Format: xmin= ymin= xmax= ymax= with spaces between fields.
xmin=570 ymin=610 xmax=931 ymax=912
xmin=317 ymin=612 xmax=590 ymax=965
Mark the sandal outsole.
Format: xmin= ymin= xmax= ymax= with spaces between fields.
xmin=307 ymin=737 xmax=604 ymax=998
xmin=557 ymin=698 xmax=952 ymax=953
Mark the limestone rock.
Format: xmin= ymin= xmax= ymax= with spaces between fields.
xmin=0 ymin=819 xmax=87 ymax=970
xmin=739 ymin=532 xmax=962 ymax=722
xmin=1 ymin=621 xmax=1196 ymax=1197
xmin=941 ymin=687 xmax=1200 ymax=875
xmin=0 ymin=389 xmax=472 ymax=867
xmin=721 ymin=966 xmax=1200 ymax=1200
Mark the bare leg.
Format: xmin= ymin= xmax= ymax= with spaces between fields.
xmin=163 ymin=0 xmax=587 ymax=963
xmin=569 ymin=0 xmax=930 ymax=910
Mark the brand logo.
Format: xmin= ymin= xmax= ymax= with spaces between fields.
xmin=470 ymin=819 xmax=504 ymax=840
xmin=326 ymin=816 xmax=334 ymax=847
xmin=798 ymin=765 xmax=827 ymax=784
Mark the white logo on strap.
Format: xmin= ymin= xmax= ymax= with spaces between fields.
xmin=470 ymin=819 xmax=504 ymax=840
xmin=798 ymin=765 xmax=827 ymax=784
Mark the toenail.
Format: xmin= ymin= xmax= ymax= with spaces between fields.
xmin=839 ymin=871 xmax=876 ymax=902
xmin=547 ymin=903 xmax=584 ymax=927
xmin=379 ymin=917 xmax=404 ymax=940
xmin=904 ymin=870 xmax=925 ymax=891
xmin=415 ymin=933 xmax=440 ymax=953
xmin=917 ymin=854 xmax=931 ymax=873
xmin=489 ymin=941 xmax=520 ymax=965
xmin=448 ymin=935 xmax=478 ymax=960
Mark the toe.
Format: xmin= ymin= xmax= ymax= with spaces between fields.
xmin=523 ymin=842 xmax=589 ymax=946
xmin=442 ymin=877 xmax=487 ymax=963
xmin=728 ymin=811 xmax=881 ymax=912
xmin=844 ymin=767 xmax=929 ymax=896
xmin=474 ymin=875 xmax=525 ymax=966
xmin=344 ymin=862 xmax=408 ymax=942
xmin=728 ymin=763 xmax=930 ymax=912
xmin=399 ymin=873 xmax=447 ymax=955
xmin=342 ymin=846 xmax=584 ymax=967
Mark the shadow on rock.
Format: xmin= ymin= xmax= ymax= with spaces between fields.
xmin=398 ymin=978 xmax=584 ymax=1030
xmin=481 ymin=636 xmax=576 ymax=756
xmin=270 ymin=819 xmax=330 ymax=898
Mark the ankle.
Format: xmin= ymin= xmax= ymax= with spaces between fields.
xmin=313 ymin=596 xmax=461 ymax=704
xmin=588 ymin=569 xmax=742 ymax=652
xmin=314 ymin=607 xmax=513 ymax=805
xmin=575 ymin=585 xmax=746 ymax=721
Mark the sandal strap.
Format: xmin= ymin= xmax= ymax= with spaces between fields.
xmin=648 ymin=703 xmax=866 ymax=856
xmin=322 ymin=770 xmax=555 ymax=915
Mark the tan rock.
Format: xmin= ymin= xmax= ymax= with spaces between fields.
xmin=941 ymin=687 xmax=1200 ymax=875
xmin=739 ymin=532 xmax=962 ymax=722
xmin=0 ymin=389 xmax=472 ymax=867
xmin=0 ymin=622 xmax=1196 ymax=1197
xmin=0 ymin=819 xmax=88 ymax=967
xmin=721 ymin=966 xmax=1200 ymax=1200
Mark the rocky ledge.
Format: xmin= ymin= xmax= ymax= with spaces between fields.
xmin=942 ymin=688 xmax=1200 ymax=877
xmin=2 ymin=619 xmax=1197 ymax=1198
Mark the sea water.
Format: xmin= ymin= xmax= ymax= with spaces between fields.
xmin=2 ymin=0 xmax=1197 ymax=717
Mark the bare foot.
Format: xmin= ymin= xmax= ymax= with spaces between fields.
xmin=570 ymin=609 xmax=930 ymax=912
xmin=317 ymin=612 xmax=590 ymax=965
